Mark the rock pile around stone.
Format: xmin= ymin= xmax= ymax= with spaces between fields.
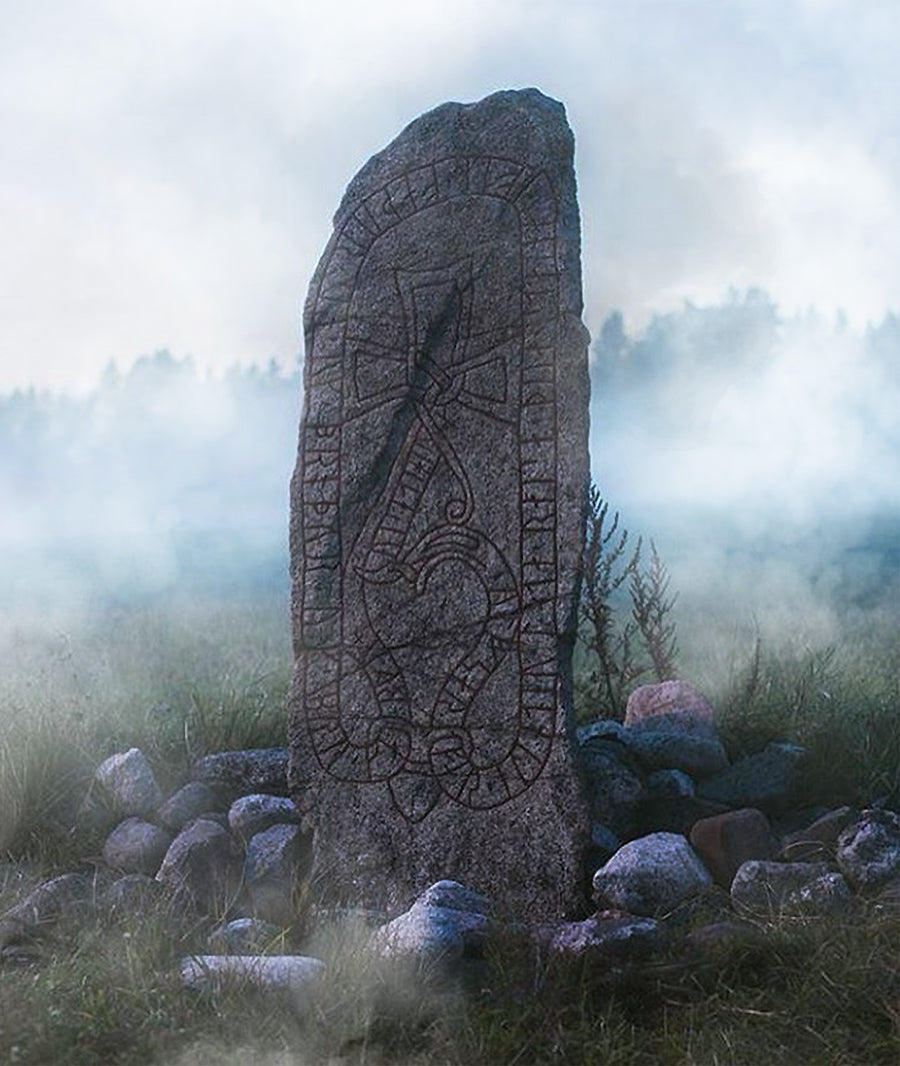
xmin=1 ymin=681 xmax=898 ymax=997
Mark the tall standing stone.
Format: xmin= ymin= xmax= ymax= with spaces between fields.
xmin=288 ymin=89 xmax=591 ymax=919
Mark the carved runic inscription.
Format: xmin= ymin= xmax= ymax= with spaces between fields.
xmin=297 ymin=157 xmax=562 ymax=822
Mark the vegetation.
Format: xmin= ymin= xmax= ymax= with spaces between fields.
xmin=576 ymin=485 xmax=679 ymax=721
xmin=0 ymin=584 xmax=896 ymax=1063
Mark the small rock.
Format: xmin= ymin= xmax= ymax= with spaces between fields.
xmin=179 ymin=954 xmax=324 ymax=993
xmin=229 ymin=794 xmax=301 ymax=841
xmin=533 ymin=913 xmax=662 ymax=962
xmin=192 ymin=749 xmax=288 ymax=799
xmin=624 ymin=731 xmax=728 ymax=778
xmin=371 ymin=881 xmax=492 ymax=961
xmin=592 ymin=832 xmax=713 ymax=916
xmin=580 ymin=739 xmax=646 ymax=836
xmin=0 ymin=873 xmax=100 ymax=947
xmin=836 ymin=809 xmax=900 ymax=891
xmin=103 ymin=818 xmax=173 ymax=876
xmin=208 ymin=917 xmax=286 ymax=954
xmin=156 ymin=818 xmax=243 ymax=915
xmin=689 ymin=808 xmax=774 ymax=889
xmin=158 ymin=782 xmax=223 ymax=832
xmin=244 ymin=823 xmax=312 ymax=926
xmin=95 ymin=748 xmax=163 ymax=819
xmin=698 ymin=742 xmax=805 ymax=814
xmin=624 ymin=681 xmax=718 ymax=739
xmin=730 ymin=859 xmax=834 ymax=914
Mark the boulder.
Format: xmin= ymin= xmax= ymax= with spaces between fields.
xmin=579 ymin=739 xmax=646 ymax=837
xmin=532 ymin=912 xmax=662 ymax=962
xmin=0 ymin=873 xmax=100 ymax=947
xmin=94 ymin=748 xmax=163 ymax=819
xmin=158 ymin=782 xmax=223 ymax=832
xmin=155 ymin=818 xmax=243 ymax=915
xmin=229 ymin=794 xmax=302 ymax=841
xmin=592 ymin=832 xmax=713 ymax=916
xmin=730 ymin=859 xmax=838 ymax=914
xmin=624 ymin=730 xmax=728 ymax=779
xmin=836 ymin=809 xmax=900 ymax=891
xmin=698 ymin=742 xmax=805 ymax=814
xmin=192 ymin=749 xmax=289 ymax=799
xmin=624 ymin=681 xmax=717 ymax=739
xmin=102 ymin=817 xmax=173 ymax=876
xmin=371 ymin=880 xmax=492 ymax=961
xmin=689 ymin=808 xmax=774 ymax=889
xmin=243 ymin=823 xmax=312 ymax=926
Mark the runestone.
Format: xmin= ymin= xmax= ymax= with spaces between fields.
xmin=288 ymin=89 xmax=591 ymax=918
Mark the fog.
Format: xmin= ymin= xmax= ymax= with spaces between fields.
xmin=1 ymin=292 xmax=897 ymax=660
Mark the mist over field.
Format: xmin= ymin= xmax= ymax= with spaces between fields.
xmin=1 ymin=289 xmax=896 ymax=668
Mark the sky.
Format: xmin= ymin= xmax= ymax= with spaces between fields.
xmin=1 ymin=0 xmax=898 ymax=393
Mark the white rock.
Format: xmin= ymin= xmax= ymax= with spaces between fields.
xmin=592 ymin=832 xmax=713 ymax=916
xmin=179 ymin=954 xmax=324 ymax=992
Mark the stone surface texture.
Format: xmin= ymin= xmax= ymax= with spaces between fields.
xmin=155 ymin=818 xmax=243 ymax=913
xmin=730 ymin=859 xmax=835 ymax=914
xmin=371 ymin=880 xmax=492 ymax=960
xmin=592 ymin=832 xmax=713 ymax=916
xmin=179 ymin=954 xmax=324 ymax=993
xmin=624 ymin=681 xmax=717 ymax=737
xmin=835 ymin=808 xmax=900 ymax=890
xmin=95 ymin=748 xmax=163 ymax=819
xmin=102 ymin=817 xmax=173 ymax=876
xmin=698 ymin=742 xmax=805 ymax=813
xmin=192 ymin=749 xmax=289 ymax=798
xmin=288 ymin=88 xmax=591 ymax=919
xmin=689 ymin=808 xmax=774 ymax=889
xmin=229 ymin=794 xmax=302 ymax=841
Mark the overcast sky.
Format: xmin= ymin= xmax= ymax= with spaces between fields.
xmin=1 ymin=0 xmax=898 ymax=393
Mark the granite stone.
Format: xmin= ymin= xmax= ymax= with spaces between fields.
xmin=288 ymin=89 xmax=591 ymax=918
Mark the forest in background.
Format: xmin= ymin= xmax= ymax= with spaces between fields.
xmin=1 ymin=289 xmax=897 ymax=653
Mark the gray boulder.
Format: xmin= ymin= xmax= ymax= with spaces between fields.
xmin=158 ymin=782 xmax=223 ymax=832
xmin=533 ymin=913 xmax=662 ymax=962
xmin=0 ymin=873 xmax=100 ymax=948
xmin=836 ymin=809 xmax=900 ymax=891
xmin=193 ymin=748 xmax=289 ymax=799
xmin=625 ymin=730 xmax=728 ymax=778
xmin=371 ymin=880 xmax=492 ymax=961
xmin=730 ymin=859 xmax=842 ymax=914
xmin=229 ymin=794 xmax=302 ymax=841
xmin=156 ymin=817 xmax=243 ymax=915
xmin=579 ymin=738 xmax=646 ymax=836
xmin=243 ymin=823 xmax=312 ymax=927
xmin=698 ymin=742 xmax=805 ymax=814
xmin=103 ymin=817 xmax=173 ymax=876
xmin=592 ymin=832 xmax=713 ymax=916
xmin=95 ymin=748 xmax=163 ymax=819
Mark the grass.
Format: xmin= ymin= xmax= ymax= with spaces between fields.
xmin=0 ymin=588 xmax=897 ymax=1063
